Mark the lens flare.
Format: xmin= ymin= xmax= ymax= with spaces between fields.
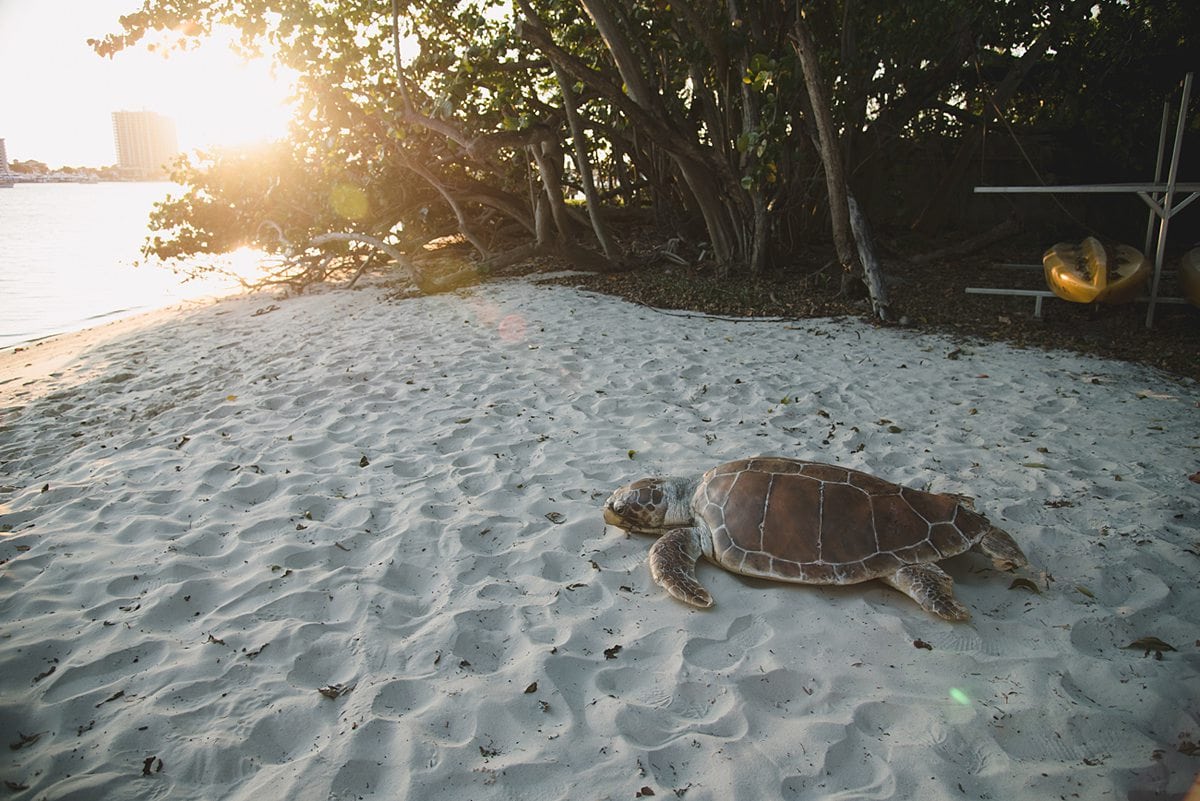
xmin=949 ymin=688 xmax=970 ymax=705
xmin=469 ymin=299 xmax=501 ymax=327
xmin=497 ymin=314 xmax=527 ymax=342
xmin=331 ymin=184 xmax=369 ymax=220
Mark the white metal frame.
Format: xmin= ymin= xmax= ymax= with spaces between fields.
xmin=969 ymin=72 xmax=1197 ymax=327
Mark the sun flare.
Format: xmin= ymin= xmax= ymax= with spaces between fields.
xmin=126 ymin=27 xmax=299 ymax=153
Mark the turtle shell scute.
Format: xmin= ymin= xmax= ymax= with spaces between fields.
xmin=899 ymin=486 xmax=960 ymax=523
xmin=692 ymin=458 xmax=989 ymax=584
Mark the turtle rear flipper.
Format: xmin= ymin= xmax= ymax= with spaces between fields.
xmin=976 ymin=527 xmax=1027 ymax=571
xmin=882 ymin=563 xmax=970 ymax=621
xmin=649 ymin=528 xmax=712 ymax=608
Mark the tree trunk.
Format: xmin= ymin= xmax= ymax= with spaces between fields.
xmin=528 ymin=141 xmax=575 ymax=243
xmin=534 ymin=193 xmax=552 ymax=246
xmin=575 ymin=0 xmax=657 ymax=107
xmin=553 ymin=62 xmax=619 ymax=260
xmin=515 ymin=0 xmax=744 ymax=270
xmin=792 ymin=11 xmax=855 ymax=268
xmin=749 ymin=193 xmax=769 ymax=276
xmin=675 ymin=156 xmax=737 ymax=270
xmin=402 ymin=159 xmax=490 ymax=259
xmin=794 ymin=10 xmax=889 ymax=320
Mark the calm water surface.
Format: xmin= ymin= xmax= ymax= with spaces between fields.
xmin=0 ymin=182 xmax=248 ymax=349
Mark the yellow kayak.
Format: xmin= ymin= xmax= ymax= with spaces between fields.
xmin=1181 ymin=248 xmax=1200 ymax=307
xmin=1042 ymin=237 xmax=1150 ymax=304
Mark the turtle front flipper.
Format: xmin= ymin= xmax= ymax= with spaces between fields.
xmin=649 ymin=527 xmax=712 ymax=608
xmin=881 ymin=563 xmax=970 ymax=621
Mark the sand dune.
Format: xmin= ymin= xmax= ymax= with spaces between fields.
xmin=2 ymin=278 xmax=1197 ymax=800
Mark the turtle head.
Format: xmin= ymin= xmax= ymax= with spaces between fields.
xmin=603 ymin=476 xmax=694 ymax=534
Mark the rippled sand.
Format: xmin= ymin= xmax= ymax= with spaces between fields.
xmin=2 ymin=279 xmax=1197 ymax=800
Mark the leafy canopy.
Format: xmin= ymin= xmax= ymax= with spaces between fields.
xmin=94 ymin=0 xmax=1197 ymax=284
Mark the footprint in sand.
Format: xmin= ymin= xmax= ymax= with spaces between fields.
xmin=607 ymin=679 xmax=747 ymax=749
xmin=41 ymin=640 xmax=170 ymax=704
xmin=370 ymin=676 xmax=437 ymax=720
xmin=449 ymin=606 xmax=520 ymax=674
xmin=797 ymin=725 xmax=898 ymax=800
xmin=736 ymin=667 xmax=826 ymax=717
xmin=680 ymin=613 xmax=772 ymax=671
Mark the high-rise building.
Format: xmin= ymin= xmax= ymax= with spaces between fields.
xmin=111 ymin=111 xmax=179 ymax=180
xmin=0 ymin=138 xmax=11 ymax=187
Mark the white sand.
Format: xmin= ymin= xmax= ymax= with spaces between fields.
xmin=1 ymin=278 xmax=1197 ymax=801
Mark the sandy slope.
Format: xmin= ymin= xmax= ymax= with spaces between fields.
xmin=1 ymin=279 xmax=1197 ymax=801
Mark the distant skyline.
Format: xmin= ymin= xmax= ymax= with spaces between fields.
xmin=0 ymin=1 xmax=296 ymax=167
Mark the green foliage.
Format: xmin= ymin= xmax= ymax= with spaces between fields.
xmin=1007 ymin=0 xmax=1200 ymax=174
xmin=96 ymin=0 xmax=1197 ymax=282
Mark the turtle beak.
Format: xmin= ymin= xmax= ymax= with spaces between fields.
xmin=603 ymin=506 xmax=624 ymax=527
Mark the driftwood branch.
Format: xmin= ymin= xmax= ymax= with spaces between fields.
xmin=255 ymin=222 xmax=424 ymax=290
xmin=847 ymin=194 xmax=892 ymax=321
xmin=307 ymin=233 xmax=417 ymax=275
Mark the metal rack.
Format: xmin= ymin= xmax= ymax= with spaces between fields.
xmin=970 ymin=72 xmax=1197 ymax=327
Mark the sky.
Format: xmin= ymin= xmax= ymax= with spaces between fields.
xmin=0 ymin=1 xmax=297 ymax=167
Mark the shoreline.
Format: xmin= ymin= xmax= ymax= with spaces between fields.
xmin=0 ymin=181 xmax=255 ymax=353
xmin=2 ymin=278 xmax=1198 ymax=800
xmin=3 ymin=299 xmax=204 ymax=356
xmin=0 ymin=293 xmax=252 ymax=408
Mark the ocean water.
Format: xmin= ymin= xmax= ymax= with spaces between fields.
xmin=0 ymin=182 xmax=249 ymax=349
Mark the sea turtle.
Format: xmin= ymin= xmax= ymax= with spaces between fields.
xmin=602 ymin=456 xmax=1027 ymax=620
